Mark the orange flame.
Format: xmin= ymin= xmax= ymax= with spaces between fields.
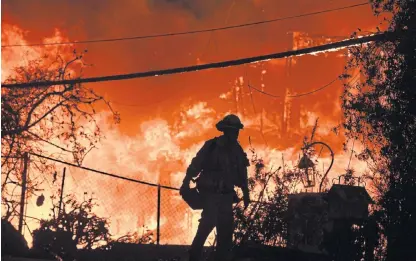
xmin=2 ymin=6 xmax=379 ymax=246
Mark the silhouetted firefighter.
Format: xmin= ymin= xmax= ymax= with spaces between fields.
xmin=180 ymin=114 xmax=250 ymax=261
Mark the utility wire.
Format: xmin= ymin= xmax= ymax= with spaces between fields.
xmin=248 ymin=77 xmax=339 ymax=98
xmin=347 ymin=139 xmax=355 ymax=170
xmin=249 ymin=72 xmax=361 ymax=99
xmin=3 ymin=152 xmax=271 ymax=205
xmin=1 ymin=2 xmax=369 ymax=48
xmin=29 ymin=152 xmax=180 ymax=191
xmin=245 ymin=69 xmax=269 ymax=147
xmin=1 ymin=32 xmax=393 ymax=89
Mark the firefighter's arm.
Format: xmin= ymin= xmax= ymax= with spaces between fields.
xmin=241 ymin=152 xmax=250 ymax=207
xmin=182 ymin=140 xmax=212 ymax=184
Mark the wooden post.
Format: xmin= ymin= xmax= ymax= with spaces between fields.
xmin=58 ymin=167 xmax=66 ymax=216
xmin=157 ymin=184 xmax=161 ymax=246
xmin=18 ymin=153 xmax=29 ymax=234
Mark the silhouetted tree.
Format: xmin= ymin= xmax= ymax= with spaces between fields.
xmin=32 ymin=194 xmax=110 ymax=259
xmin=1 ymin=51 xmax=119 ymax=222
xmin=342 ymin=1 xmax=415 ymax=260
xmin=32 ymin=193 xmax=158 ymax=260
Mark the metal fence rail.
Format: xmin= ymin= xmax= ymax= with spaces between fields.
xmin=19 ymin=153 xmax=200 ymax=246
xmin=6 ymin=152 xmax=272 ymax=247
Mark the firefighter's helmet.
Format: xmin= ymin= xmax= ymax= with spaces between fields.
xmin=216 ymin=114 xmax=244 ymax=132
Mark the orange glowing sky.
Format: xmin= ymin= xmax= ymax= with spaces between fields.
xmin=2 ymin=0 xmax=383 ymax=142
xmin=1 ymin=0 xmax=386 ymax=247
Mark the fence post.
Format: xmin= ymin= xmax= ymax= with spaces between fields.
xmin=18 ymin=152 xmax=29 ymax=234
xmin=157 ymin=184 xmax=161 ymax=246
xmin=58 ymin=167 xmax=66 ymax=217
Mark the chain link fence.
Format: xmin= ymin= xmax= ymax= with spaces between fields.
xmin=63 ymin=166 xmax=159 ymax=243
xmin=21 ymin=157 xmax=206 ymax=247
xmin=9 ymin=153 xmax=279 ymax=253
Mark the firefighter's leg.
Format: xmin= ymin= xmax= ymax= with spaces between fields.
xmin=189 ymin=196 xmax=218 ymax=261
xmin=214 ymin=193 xmax=234 ymax=261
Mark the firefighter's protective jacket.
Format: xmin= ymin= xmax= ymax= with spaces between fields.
xmin=184 ymin=135 xmax=250 ymax=192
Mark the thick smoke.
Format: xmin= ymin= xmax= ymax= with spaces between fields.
xmin=147 ymin=0 xmax=228 ymax=19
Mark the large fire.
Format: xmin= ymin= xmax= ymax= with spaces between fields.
xmin=2 ymin=0 xmax=383 ymax=248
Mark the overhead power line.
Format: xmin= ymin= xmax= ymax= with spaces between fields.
xmin=249 ymin=77 xmax=339 ymax=98
xmin=1 ymin=32 xmax=393 ymax=89
xmin=29 ymin=152 xmax=179 ymax=191
xmin=1 ymin=2 xmax=369 ymax=48
xmin=249 ymin=73 xmax=362 ymax=99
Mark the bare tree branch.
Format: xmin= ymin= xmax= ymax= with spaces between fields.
xmin=2 ymin=51 xmax=119 ymax=221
